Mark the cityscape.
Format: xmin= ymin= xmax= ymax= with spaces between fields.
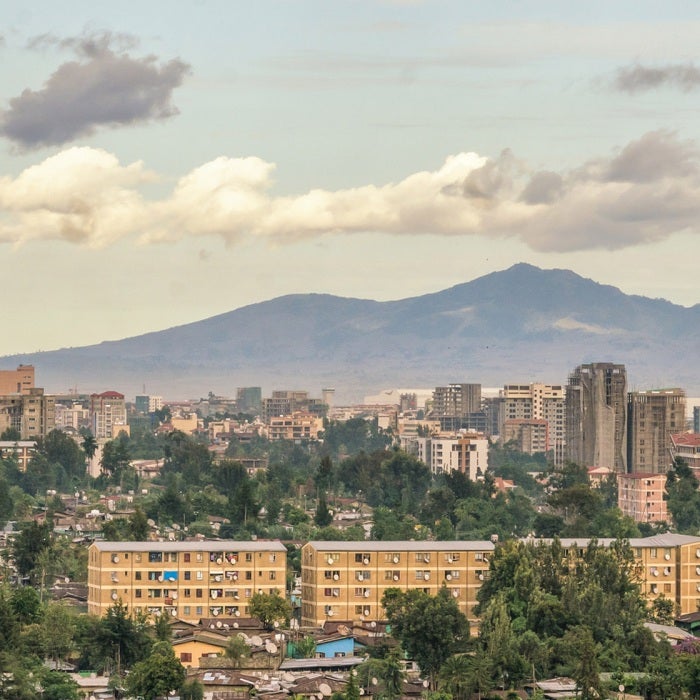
xmin=4 ymin=2 xmax=700 ymax=699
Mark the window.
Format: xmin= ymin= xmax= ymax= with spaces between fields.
xmin=269 ymin=572 xmax=276 ymax=580
xmin=148 ymin=571 xmax=161 ymax=581
xmin=196 ymin=606 xmax=203 ymax=616
xmin=180 ymin=652 xmax=192 ymax=662
xmin=650 ymin=548 xmax=658 ymax=558
xmin=148 ymin=552 xmax=163 ymax=563
xmin=245 ymin=589 xmax=252 ymax=598
xmin=385 ymin=570 xmax=400 ymax=581
xmin=184 ymin=553 xmax=191 ymax=562
xmin=196 ymin=571 xmax=203 ymax=580
xmin=135 ymin=589 xmax=142 ymax=598
xmin=183 ymin=606 xmax=191 ymax=615
xmin=355 ymin=605 xmax=365 ymax=614
xmin=324 ymin=570 xmax=341 ymax=580
xmin=245 ymin=572 xmax=252 ymax=580
xmin=196 ymin=589 xmax=203 ymax=598
xmin=135 ymin=571 xmax=142 ymax=581
xmin=245 ymin=553 xmax=252 ymax=562
xmin=196 ymin=553 xmax=203 ymax=562
xmin=415 ymin=552 xmax=431 ymax=563
xmin=184 ymin=571 xmax=191 ymax=581
xmin=355 ymin=553 xmax=371 ymax=564
xmin=384 ymin=553 xmax=401 ymax=564
xmin=270 ymin=553 xmax=277 ymax=563
xmin=355 ymin=571 xmax=370 ymax=581
xmin=445 ymin=552 xmax=460 ymax=563
xmin=135 ymin=554 xmax=142 ymax=563
xmin=184 ymin=589 xmax=191 ymax=597
xmin=416 ymin=570 xmax=431 ymax=581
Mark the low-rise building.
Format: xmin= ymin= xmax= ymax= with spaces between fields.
xmin=301 ymin=541 xmax=495 ymax=627
xmin=618 ymin=472 xmax=668 ymax=523
xmin=88 ymin=540 xmax=287 ymax=622
xmin=267 ymin=413 xmax=323 ymax=441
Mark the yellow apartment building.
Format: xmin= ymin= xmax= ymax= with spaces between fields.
xmin=300 ymin=541 xmax=496 ymax=628
xmin=88 ymin=540 xmax=287 ymax=622
xmin=302 ymin=536 xmax=700 ymax=628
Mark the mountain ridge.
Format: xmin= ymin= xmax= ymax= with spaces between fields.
xmin=3 ymin=264 xmax=698 ymax=400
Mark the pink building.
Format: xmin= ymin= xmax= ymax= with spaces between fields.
xmin=617 ymin=472 xmax=668 ymax=524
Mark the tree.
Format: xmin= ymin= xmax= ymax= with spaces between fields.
xmin=41 ymin=602 xmax=75 ymax=666
xmin=40 ymin=670 xmax=80 ymax=700
xmin=126 ymin=641 xmax=186 ymax=700
xmin=94 ymin=601 xmax=152 ymax=673
xmin=295 ymin=635 xmax=317 ymax=659
xmin=314 ymin=492 xmax=333 ymax=527
xmin=225 ymin=634 xmax=251 ymax=668
xmin=11 ymin=521 xmax=52 ymax=586
xmin=383 ymin=587 xmax=469 ymax=687
xmin=181 ymin=679 xmax=204 ymax=700
xmin=249 ymin=591 xmax=291 ymax=630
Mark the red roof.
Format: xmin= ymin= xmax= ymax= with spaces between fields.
xmin=672 ymin=432 xmax=700 ymax=447
xmin=91 ymin=391 xmax=124 ymax=399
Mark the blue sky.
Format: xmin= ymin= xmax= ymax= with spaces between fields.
xmin=2 ymin=1 xmax=700 ymax=358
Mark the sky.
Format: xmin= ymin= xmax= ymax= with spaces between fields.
xmin=3 ymin=1 xmax=700 ymax=355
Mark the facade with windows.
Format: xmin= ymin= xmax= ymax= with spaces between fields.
xmin=300 ymin=541 xmax=495 ymax=627
xmin=88 ymin=541 xmax=287 ymax=622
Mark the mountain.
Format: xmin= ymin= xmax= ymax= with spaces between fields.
xmin=3 ymin=263 xmax=699 ymax=400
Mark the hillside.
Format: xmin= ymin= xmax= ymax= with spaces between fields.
xmin=4 ymin=264 xmax=699 ymax=399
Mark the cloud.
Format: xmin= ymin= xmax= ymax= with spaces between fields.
xmin=615 ymin=63 xmax=700 ymax=93
xmin=1 ymin=32 xmax=190 ymax=148
xmin=1 ymin=130 xmax=700 ymax=253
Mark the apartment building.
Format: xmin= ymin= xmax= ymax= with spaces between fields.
xmin=565 ymin=363 xmax=627 ymax=472
xmin=617 ymin=473 xmax=668 ymax=523
xmin=88 ymin=541 xmax=287 ymax=622
xmin=501 ymin=383 xmax=565 ymax=464
xmin=261 ymin=391 xmax=327 ymax=424
xmin=413 ymin=433 xmax=488 ymax=479
xmin=267 ymin=413 xmax=324 ymax=441
xmin=135 ymin=395 xmax=163 ymax=414
xmin=301 ymin=535 xmax=700 ymax=628
xmin=0 ymin=388 xmax=56 ymax=439
xmin=89 ymin=391 xmax=128 ymax=439
xmin=0 ymin=364 xmax=34 ymax=395
xmin=0 ymin=440 xmax=37 ymax=470
xmin=670 ymin=433 xmax=700 ymax=474
xmin=300 ymin=541 xmax=496 ymax=627
xmin=627 ymin=389 xmax=686 ymax=473
xmin=502 ymin=419 xmax=548 ymax=455
xmin=431 ymin=384 xmax=482 ymax=431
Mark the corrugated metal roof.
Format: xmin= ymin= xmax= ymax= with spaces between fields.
xmin=91 ymin=540 xmax=287 ymax=552
xmin=306 ymin=541 xmax=495 ymax=552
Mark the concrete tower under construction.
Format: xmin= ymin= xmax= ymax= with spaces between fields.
xmin=565 ymin=362 xmax=627 ymax=472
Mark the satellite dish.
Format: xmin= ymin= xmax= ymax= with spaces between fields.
xmin=216 ymin=621 xmax=222 ymax=628
xmin=319 ymin=683 xmax=332 ymax=697
xmin=267 ymin=642 xmax=278 ymax=654
xmin=251 ymin=635 xmax=263 ymax=646
xmin=233 ymin=622 xmax=239 ymax=628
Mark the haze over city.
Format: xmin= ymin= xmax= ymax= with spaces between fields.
xmin=3 ymin=1 xmax=700 ymax=357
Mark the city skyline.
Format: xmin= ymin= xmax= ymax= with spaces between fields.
xmin=3 ymin=2 xmax=700 ymax=355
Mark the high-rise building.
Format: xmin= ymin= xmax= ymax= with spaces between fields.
xmin=431 ymin=383 xmax=481 ymax=431
xmin=501 ymin=383 xmax=565 ymax=463
xmin=90 ymin=391 xmax=127 ymax=439
xmin=627 ymin=389 xmax=686 ymax=473
xmin=261 ymin=390 xmax=326 ymax=423
xmin=694 ymin=406 xmax=700 ymax=434
xmin=565 ymin=363 xmax=627 ymax=472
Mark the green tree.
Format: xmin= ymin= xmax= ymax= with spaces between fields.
xmin=314 ymin=492 xmax=333 ymax=527
xmin=181 ymin=679 xmax=204 ymax=700
xmin=11 ymin=521 xmax=52 ymax=586
xmin=225 ymin=634 xmax=251 ymax=668
xmin=383 ymin=587 xmax=469 ymax=687
xmin=249 ymin=591 xmax=291 ymax=630
xmin=41 ymin=602 xmax=75 ymax=666
xmin=126 ymin=641 xmax=186 ymax=700
xmin=40 ymin=670 xmax=80 ymax=700
xmin=295 ymin=635 xmax=317 ymax=659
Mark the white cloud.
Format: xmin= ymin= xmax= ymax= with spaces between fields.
xmin=2 ymin=131 xmax=700 ymax=253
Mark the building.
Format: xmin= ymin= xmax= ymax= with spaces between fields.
xmin=301 ymin=535 xmax=700 ymax=628
xmin=237 ymin=387 xmax=262 ymax=415
xmin=413 ymin=433 xmax=488 ymax=479
xmin=0 ymin=365 xmax=34 ymax=395
xmin=267 ymin=413 xmax=323 ymax=441
xmin=617 ymin=473 xmax=669 ymax=523
xmin=0 ymin=440 xmax=37 ymax=470
xmin=261 ymin=391 xmax=327 ymax=424
xmin=670 ymin=433 xmax=700 ymax=475
xmin=501 ymin=384 xmax=565 ymax=463
xmin=431 ymin=384 xmax=481 ymax=431
xmin=135 ymin=395 xmax=163 ymax=414
xmin=502 ymin=419 xmax=548 ymax=455
xmin=565 ymin=363 xmax=627 ymax=472
xmin=300 ymin=541 xmax=495 ymax=627
xmin=87 ymin=540 xmax=287 ymax=622
xmin=89 ymin=391 xmax=127 ymax=439
xmin=694 ymin=407 xmax=700 ymax=434
xmin=0 ymin=388 xmax=56 ymax=439
xmin=628 ymin=389 xmax=686 ymax=473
